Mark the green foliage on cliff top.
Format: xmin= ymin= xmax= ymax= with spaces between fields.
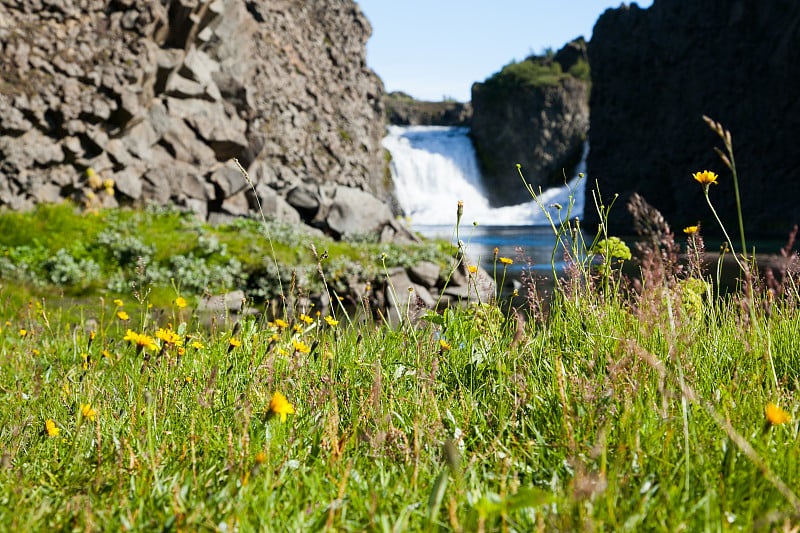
xmin=481 ymin=56 xmax=590 ymax=93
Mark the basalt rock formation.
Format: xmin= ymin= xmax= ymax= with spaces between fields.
xmin=587 ymin=1 xmax=800 ymax=237
xmin=470 ymin=38 xmax=590 ymax=207
xmin=385 ymin=91 xmax=472 ymax=126
xmin=0 ymin=0 xmax=410 ymax=241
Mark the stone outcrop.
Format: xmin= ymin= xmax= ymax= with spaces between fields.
xmin=385 ymin=92 xmax=472 ymax=126
xmin=0 ymin=0 xmax=400 ymax=238
xmin=587 ymin=1 xmax=800 ymax=237
xmin=470 ymin=39 xmax=590 ymax=207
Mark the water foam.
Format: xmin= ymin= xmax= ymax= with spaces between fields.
xmin=383 ymin=125 xmax=586 ymax=227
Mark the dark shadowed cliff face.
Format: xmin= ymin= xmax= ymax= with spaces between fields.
xmin=587 ymin=0 xmax=800 ymax=237
xmin=470 ymin=39 xmax=590 ymax=207
xmin=0 ymin=0 xmax=390 ymax=229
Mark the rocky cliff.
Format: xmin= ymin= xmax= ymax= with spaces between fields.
xmin=0 ymin=0 xmax=408 ymax=240
xmin=587 ymin=1 xmax=800 ymax=237
xmin=470 ymin=39 xmax=590 ymax=207
xmin=385 ymin=92 xmax=471 ymax=126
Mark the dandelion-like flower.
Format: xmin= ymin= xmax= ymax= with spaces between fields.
xmin=175 ymin=297 xmax=187 ymax=309
xmin=117 ymin=311 xmax=129 ymax=321
xmin=274 ymin=319 xmax=288 ymax=329
xmin=499 ymin=257 xmax=513 ymax=265
xmin=156 ymin=328 xmax=183 ymax=346
xmin=292 ymin=339 xmax=311 ymax=354
xmin=191 ymin=341 xmax=204 ymax=350
xmin=45 ymin=419 xmax=60 ymax=437
xmin=324 ymin=316 xmax=339 ymax=327
xmin=123 ymin=329 xmax=158 ymax=352
xmin=268 ymin=392 xmax=295 ymax=423
xmin=692 ymin=170 xmax=718 ymax=186
xmin=299 ymin=314 xmax=314 ymax=325
xmin=439 ymin=339 xmax=451 ymax=351
xmin=80 ymin=403 xmax=96 ymax=422
xmin=467 ymin=265 xmax=478 ymax=274
xmin=683 ymin=226 xmax=699 ymax=235
xmin=113 ymin=299 xmax=123 ymax=307
xmin=19 ymin=329 xmax=27 ymax=337
xmin=229 ymin=337 xmax=242 ymax=348
xmin=766 ymin=403 xmax=791 ymax=426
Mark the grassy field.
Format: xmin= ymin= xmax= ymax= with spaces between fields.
xmin=2 ymin=130 xmax=800 ymax=530
xmin=1 ymin=202 xmax=799 ymax=531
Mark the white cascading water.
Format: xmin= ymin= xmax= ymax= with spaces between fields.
xmin=383 ymin=125 xmax=586 ymax=227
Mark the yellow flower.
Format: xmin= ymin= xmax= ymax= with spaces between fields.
xmin=439 ymin=339 xmax=451 ymax=351
xmin=102 ymin=349 xmax=112 ymax=360
xmin=683 ymin=226 xmax=699 ymax=235
xmin=299 ymin=314 xmax=314 ymax=325
xmin=156 ymin=328 xmax=183 ymax=346
xmin=45 ymin=419 xmax=60 ymax=437
xmin=185 ymin=376 xmax=192 ymax=384
xmin=254 ymin=451 xmax=267 ymax=464
xmin=123 ymin=329 xmax=159 ymax=351
xmin=292 ymin=339 xmax=311 ymax=354
xmin=87 ymin=172 xmax=103 ymax=190
xmin=499 ymin=257 xmax=513 ymax=265
xmin=80 ymin=403 xmax=96 ymax=422
xmin=19 ymin=329 xmax=27 ymax=337
xmin=191 ymin=341 xmax=204 ymax=350
xmin=467 ymin=265 xmax=478 ymax=274
xmin=175 ymin=297 xmax=187 ymax=308
xmin=274 ymin=319 xmax=288 ymax=329
xmin=117 ymin=311 xmax=129 ymax=321
xmin=113 ymin=299 xmax=123 ymax=307
xmin=766 ymin=403 xmax=791 ymax=426
xmin=692 ymin=170 xmax=718 ymax=186
xmin=293 ymin=324 xmax=303 ymax=333
xmin=229 ymin=337 xmax=242 ymax=348
xmin=268 ymin=392 xmax=295 ymax=423
xmin=102 ymin=178 xmax=115 ymax=189
xmin=324 ymin=316 xmax=339 ymax=327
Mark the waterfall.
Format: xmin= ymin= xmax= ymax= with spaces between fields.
xmin=382 ymin=125 xmax=586 ymax=227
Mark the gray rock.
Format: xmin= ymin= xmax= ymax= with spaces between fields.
xmin=407 ymin=261 xmax=440 ymax=287
xmin=30 ymin=182 xmax=62 ymax=204
xmin=197 ymin=290 xmax=247 ymax=313
xmin=326 ymin=186 xmax=393 ymax=238
xmin=251 ymin=183 xmax=301 ymax=223
xmin=114 ymin=165 xmax=144 ymax=200
xmin=220 ymin=190 xmax=250 ymax=216
xmin=121 ymin=120 xmax=158 ymax=160
xmin=286 ymin=186 xmax=321 ymax=218
xmin=208 ymin=163 xmax=247 ymax=198
xmin=161 ymin=117 xmax=217 ymax=165
xmin=384 ymin=269 xmax=432 ymax=327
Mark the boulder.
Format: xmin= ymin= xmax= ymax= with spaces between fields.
xmin=325 ymin=186 xmax=395 ymax=239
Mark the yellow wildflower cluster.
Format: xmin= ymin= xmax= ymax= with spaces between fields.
xmin=156 ymin=328 xmax=182 ymax=346
xmin=123 ymin=330 xmax=158 ymax=352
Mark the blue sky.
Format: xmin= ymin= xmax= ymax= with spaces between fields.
xmin=356 ymin=1 xmax=653 ymax=102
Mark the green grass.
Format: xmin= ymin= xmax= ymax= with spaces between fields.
xmin=1 ymin=220 xmax=800 ymax=530
xmin=0 ymin=203 xmax=450 ymax=308
xmin=1 ymin=187 xmax=800 ymax=530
